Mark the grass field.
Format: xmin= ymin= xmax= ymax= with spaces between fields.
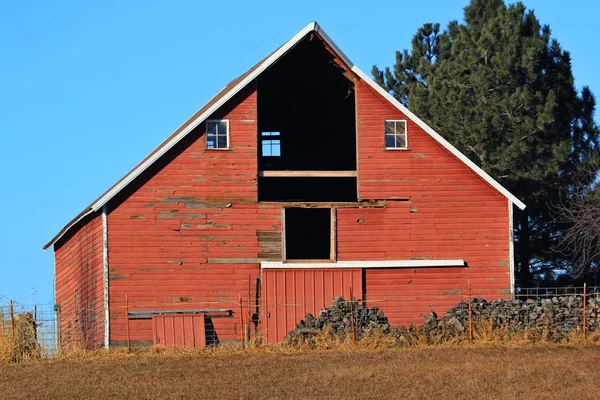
xmin=1 ymin=345 xmax=599 ymax=399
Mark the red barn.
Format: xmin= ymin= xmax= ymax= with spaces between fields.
xmin=44 ymin=22 xmax=525 ymax=349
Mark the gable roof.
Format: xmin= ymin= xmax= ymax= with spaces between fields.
xmin=43 ymin=21 xmax=525 ymax=251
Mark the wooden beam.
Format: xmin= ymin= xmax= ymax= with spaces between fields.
xmin=259 ymin=170 xmax=358 ymax=178
xmin=262 ymin=260 xmax=466 ymax=269
xmin=259 ymin=201 xmax=387 ymax=209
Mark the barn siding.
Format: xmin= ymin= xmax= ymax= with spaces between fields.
xmin=54 ymin=212 xmax=104 ymax=349
xmin=106 ymin=84 xmax=282 ymax=345
xmin=344 ymin=78 xmax=510 ymax=323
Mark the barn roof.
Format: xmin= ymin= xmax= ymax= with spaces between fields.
xmin=43 ymin=21 xmax=526 ymax=251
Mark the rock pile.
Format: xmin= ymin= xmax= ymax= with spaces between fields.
xmin=428 ymin=295 xmax=600 ymax=339
xmin=285 ymin=294 xmax=600 ymax=344
xmin=285 ymin=296 xmax=390 ymax=343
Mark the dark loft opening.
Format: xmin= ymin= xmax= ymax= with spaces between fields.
xmin=258 ymin=177 xmax=357 ymax=202
xmin=258 ymin=34 xmax=356 ymax=171
xmin=285 ymin=208 xmax=331 ymax=260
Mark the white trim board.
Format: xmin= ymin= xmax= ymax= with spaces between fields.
xmin=44 ymin=21 xmax=526 ymax=251
xmin=102 ymin=205 xmax=110 ymax=349
xmin=261 ymin=260 xmax=466 ymax=269
xmin=509 ymin=199 xmax=515 ymax=297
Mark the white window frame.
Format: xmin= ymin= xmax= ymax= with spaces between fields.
xmin=206 ymin=119 xmax=230 ymax=150
xmin=384 ymin=119 xmax=408 ymax=150
xmin=260 ymin=131 xmax=281 ymax=157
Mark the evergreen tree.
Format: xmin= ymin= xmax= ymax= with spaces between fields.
xmin=373 ymin=0 xmax=600 ymax=286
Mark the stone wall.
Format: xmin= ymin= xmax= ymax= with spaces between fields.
xmin=286 ymin=294 xmax=600 ymax=343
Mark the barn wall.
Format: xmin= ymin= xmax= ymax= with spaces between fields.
xmin=339 ymin=78 xmax=511 ymax=324
xmin=53 ymin=62 xmax=516 ymax=347
xmin=54 ymin=212 xmax=104 ymax=349
xmin=106 ymin=84 xmax=282 ymax=345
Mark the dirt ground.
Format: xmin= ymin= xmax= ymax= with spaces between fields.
xmin=1 ymin=346 xmax=599 ymax=399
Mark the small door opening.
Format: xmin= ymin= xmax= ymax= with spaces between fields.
xmin=284 ymin=208 xmax=332 ymax=260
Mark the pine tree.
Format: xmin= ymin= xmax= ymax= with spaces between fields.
xmin=373 ymin=0 xmax=600 ymax=286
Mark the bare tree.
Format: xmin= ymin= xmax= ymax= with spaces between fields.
xmin=552 ymin=164 xmax=600 ymax=278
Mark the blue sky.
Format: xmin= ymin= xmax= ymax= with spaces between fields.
xmin=0 ymin=0 xmax=598 ymax=306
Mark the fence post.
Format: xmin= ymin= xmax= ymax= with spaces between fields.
xmin=349 ymin=287 xmax=356 ymax=342
xmin=583 ymin=283 xmax=587 ymax=339
xmin=74 ymin=292 xmax=80 ymax=347
xmin=247 ymin=275 xmax=251 ymax=344
xmin=468 ymin=280 xmax=473 ymax=343
xmin=264 ymin=297 xmax=269 ymax=346
xmin=239 ymin=293 xmax=245 ymax=350
xmin=54 ymin=303 xmax=62 ymax=355
xmin=125 ymin=295 xmax=131 ymax=352
xmin=9 ymin=300 xmax=15 ymax=340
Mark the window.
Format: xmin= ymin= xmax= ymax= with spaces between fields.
xmin=385 ymin=120 xmax=407 ymax=150
xmin=206 ymin=120 xmax=229 ymax=149
xmin=261 ymin=132 xmax=281 ymax=156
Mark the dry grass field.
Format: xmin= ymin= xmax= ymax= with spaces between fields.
xmin=1 ymin=345 xmax=599 ymax=399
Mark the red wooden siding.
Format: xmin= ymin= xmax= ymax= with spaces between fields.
xmin=364 ymin=268 xmax=510 ymax=327
xmin=106 ymin=84 xmax=282 ymax=346
xmin=262 ymin=269 xmax=362 ymax=343
xmin=348 ymin=78 xmax=511 ymax=286
xmin=152 ymin=314 xmax=206 ymax=348
xmin=54 ymin=212 xmax=104 ymax=349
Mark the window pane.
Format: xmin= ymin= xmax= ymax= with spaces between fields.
xmin=396 ymin=134 xmax=406 ymax=148
xmin=207 ymin=121 xmax=217 ymax=135
xmin=262 ymin=132 xmax=271 ymax=136
xmin=207 ymin=139 xmax=215 ymax=149
xmin=385 ymin=120 xmax=396 ymax=135
xmin=217 ymin=134 xmax=227 ymax=149
xmin=262 ymin=142 xmax=271 ymax=156
xmin=385 ymin=134 xmax=396 ymax=148
xmin=396 ymin=121 xmax=406 ymax=136
xmin=271 ymin=132 xmax=280 ymax=136
xmin=272 ymin=141 xmax=281 ymax=156
xmin=218 ymin=121 xmax=228 ymax=135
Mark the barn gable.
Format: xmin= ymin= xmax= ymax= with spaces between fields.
xmin=44 ymin=21 xmax=524 ymax=252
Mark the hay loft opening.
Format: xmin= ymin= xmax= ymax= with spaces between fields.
xmin=257 ymin=34 xmax=356 ymax=171
xmin=284 ymin=208 xmax=332 ymax=260
xmin=257 ymin=33 xmax=357 ymax=202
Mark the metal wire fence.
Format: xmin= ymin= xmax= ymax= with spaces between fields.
xmin=1 ymin=285 xmax=599 ymax=357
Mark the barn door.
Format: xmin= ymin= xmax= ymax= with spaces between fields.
xmin=261 ymin=268 xmax=362 ymax=344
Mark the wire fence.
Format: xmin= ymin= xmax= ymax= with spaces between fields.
xmin=1 ymin=285 xmax=599 ymax=357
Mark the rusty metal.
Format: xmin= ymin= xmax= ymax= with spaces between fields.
xmin=125 ymin=295 xmax=131 ymax=351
